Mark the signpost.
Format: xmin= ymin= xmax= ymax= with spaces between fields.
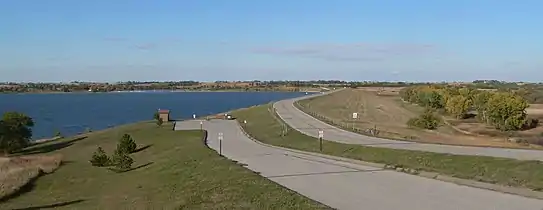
xmin=318 ymin=130 xmax=324 ymax=152
xmin=352 ymin=112 xmax=358 ymax=130
xmin=218 ymin=132 xmax=223 ymax=156
xmin=200 ymin=121 xmax=203 ymax=130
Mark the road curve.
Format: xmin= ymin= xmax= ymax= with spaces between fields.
xmin=274 ymin=92 xmax=543 ymax=161
xmin=175 ymin=119 xmax=543 ymax=210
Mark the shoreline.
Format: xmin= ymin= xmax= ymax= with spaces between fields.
xmin=0 ymin=89 xmax=321 ymax=95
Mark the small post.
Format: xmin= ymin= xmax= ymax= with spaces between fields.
xmin=318 ymin=130 xmax=324 ymax=152
xmin=193 ymin=114 xmax=196 ymax=119
xmin=218 ymin=132 xmax=223 ymax=156
xmin=352 ymin=112 xmax=358 ymax=131
xmin=200 ymin=121 xmax=203 ymax=130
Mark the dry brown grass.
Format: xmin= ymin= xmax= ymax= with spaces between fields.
xmin=299 ymin=88 xmax=542 ymax=149
xmin=0 ymin=154 xmax=63 ymax=200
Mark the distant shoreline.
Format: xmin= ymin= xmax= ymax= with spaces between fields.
xmin=1 ymin=89 xmax=321 ymax=94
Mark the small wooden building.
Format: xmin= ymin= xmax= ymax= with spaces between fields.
xmin=158 ymin=109 xmax=170 ymax=122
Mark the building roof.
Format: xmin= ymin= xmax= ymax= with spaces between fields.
xmin=158 ymin=109 xmax=170 ymax=114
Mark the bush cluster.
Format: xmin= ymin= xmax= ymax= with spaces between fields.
xmin=400 ymin=85 xmax=531 ymax=131
xmin=89 ymin=133 xmax=136 ymax=171
xmin=407 ymin=109 xmax=441 ymax=130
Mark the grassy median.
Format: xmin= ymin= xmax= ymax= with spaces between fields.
xmin=1 ymin=122 xmax=328 ymax=209
xmin=233 ymin=104 xmax=543 ymax=191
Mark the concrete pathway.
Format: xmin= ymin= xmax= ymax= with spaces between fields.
xmin=175 ymin=119 xmax=543 ymax=210
xmin=274 ymin=92 xmax=543 ymax=161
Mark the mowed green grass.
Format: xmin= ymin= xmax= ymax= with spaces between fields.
xmin=232 ymin=104 xmax=543 ymax=191
xmin=1 ymin=122 xmax=327 ymax=209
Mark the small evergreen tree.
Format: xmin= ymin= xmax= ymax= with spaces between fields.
xmin=156 ymin=117 xmax=163 ymax=126
xmin=90 ymin=146 xmax=110 ymax=167
xmin=116 ymin=134 xmax=137 ymax=154
xmin=112 ymin=149 xmax=133 ymax=170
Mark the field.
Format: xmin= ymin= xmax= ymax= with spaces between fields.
xmin=232 ymin=103 xmax=543 ymax=192
xmin=297 ymin=88 xmax=543 ymax=149
xmin=0 ymin=122 xmax=326 ymax=209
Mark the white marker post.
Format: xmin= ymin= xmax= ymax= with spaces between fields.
xmin=352 ymin=112 xmax=358 ymax=130
xmin=193 ymin=114 xmax=196 ymax=119
xmin=199 ymin=120 xmax=203 ymax=130
xmin=318 ymin=130 xmax=324 ymax=152
xmin=243 ymin=120 xmax=247 ymax=124
xmin=218 ymin=132 xmax=224 ymax=156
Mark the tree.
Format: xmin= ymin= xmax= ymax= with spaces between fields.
xmin=486 ymin=92 xmax=529 ymax=131
xmin=445 ymin=95 xmax=472 ymax=119
xmin=153 ymin=112 xmax=160 ymax=121
xmin=111 ymin=149 xmax=133 ymax=170
xmin=0 ymin=112 xmax=34 ymax=155
xmin=156 ymin=117 xmax=163 ymax=126
xmin=116 ymin=134 xmax=137 ymax=154
xmin=90 ymin=146 xmax=110 ymax=167
xmin=473 ymin=91 xmax=493 ymax=123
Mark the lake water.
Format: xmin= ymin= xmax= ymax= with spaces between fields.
xmin=0 ymin=91 xmax=308 ymax=139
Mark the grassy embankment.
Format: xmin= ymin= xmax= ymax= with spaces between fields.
xmin=232 ymin=104 xmax=543 ymax=191
xmin=295 ymin=88 xmax=543 ymax=149
xmin=1 ymin=122 xmax=327 ymax=209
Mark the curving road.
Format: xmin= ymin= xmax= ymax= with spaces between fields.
xmin=274 ymin=91 xmax=543 ymax=161
xmin=175 ymin=119 xmax=543 ymax=210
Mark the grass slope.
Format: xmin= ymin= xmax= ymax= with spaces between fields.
xmin=232 ymin=104 xmax=543 ymax=191
xmin=1 ymin=122 xmax=326 ymax=209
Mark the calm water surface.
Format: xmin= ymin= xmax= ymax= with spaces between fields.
xmin=0 ymin=91 xmax=308 ymax=139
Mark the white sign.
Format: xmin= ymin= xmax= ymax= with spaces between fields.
xmin=318 ymin=130 xmax=324 ymax=138
xmin=218 ymin=132 xmax=223 ymax=140
xmin=243 ymin=120 xmax=247 ymax=124
xmin=200 ymin=121 xmax=203 ymax=125
xmin=193 ymin=114 xmax=196 ymax=119
xmin=352 ymin=112 xmax=358 ymax=119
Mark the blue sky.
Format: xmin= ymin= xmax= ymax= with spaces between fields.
xmin=1 ymin=0 xmax=542 ymax=82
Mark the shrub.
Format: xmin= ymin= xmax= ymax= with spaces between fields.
xmin=116 ymin=134 xmax=137 ymax=154
xmin=111 ymin=150 xmax=133 ymax=171
xmin=407 ymin=109 xmax=441 ymax=130
xmin=156 ymin=117 xmax=163 ymax=126
xmin=522 ymin=118 xmax=539 ymax=130
xmin=90 ymin=147 xmax=110 ymax=167
xmin=54 ymin=130 xmax=62 ymax=137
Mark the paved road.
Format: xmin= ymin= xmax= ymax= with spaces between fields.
xmin=274 ymin=92 xmax=543 ymax=161
xmin=175 ymin=119 xmax=543 ymax=210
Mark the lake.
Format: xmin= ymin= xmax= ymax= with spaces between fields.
xmin=0 ymin=91 xmax=308 ymax=139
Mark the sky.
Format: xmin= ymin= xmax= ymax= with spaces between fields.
xmin=1 ymin=0 xmax=542 ymax=82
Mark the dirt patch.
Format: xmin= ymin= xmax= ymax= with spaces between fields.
xmin=299 ymin=88 xmax=542 ymax=149
xmin=527 ymin=104 xmax=543 ymax=116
